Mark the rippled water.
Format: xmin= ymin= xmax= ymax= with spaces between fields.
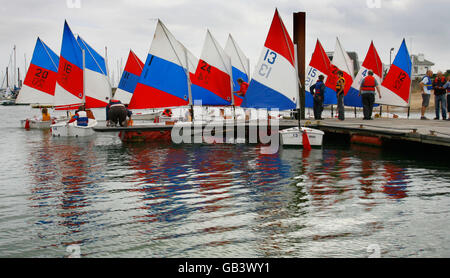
xmin=0 ymin=105 xmax=449 ymax=258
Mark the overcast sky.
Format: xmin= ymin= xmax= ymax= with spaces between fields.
xmin=1 ymin=0 xmax=449 ymax=87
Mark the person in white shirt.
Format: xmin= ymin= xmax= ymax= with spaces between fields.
xmin=419 ymin=70 xmax=433 ymax=120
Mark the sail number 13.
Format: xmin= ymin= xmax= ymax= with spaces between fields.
xmin=259 ymin=49 xmax=277 ymax=79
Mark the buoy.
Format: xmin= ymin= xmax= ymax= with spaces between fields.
xmin=24 ymin=119 xmax=30 ymax=129
xmin=302 ymin=129 xmax=312 ymax=151
xmin=351 ymin=134 xmax=382 ymax=146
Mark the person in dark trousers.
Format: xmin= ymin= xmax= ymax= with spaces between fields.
xmin=336 ymin=71 xmax=346 ymax=121
xmin=310 ymin=75 xmax=326 ymax=120
xmin=359 ymin=70 xmax=381 ymax=120
xmin=433 ymin=71 xmax=447 ymax=120
xmin=106 ymin=99 xmax=128 ymax=127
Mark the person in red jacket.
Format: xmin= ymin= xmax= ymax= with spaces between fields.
xmin=359 ymin=71 xmax=381 ymax=120
xmin=234 ymin=78 xmax=249 ymax=97
xmin=432 ymin=71 xmax=447 ymax=120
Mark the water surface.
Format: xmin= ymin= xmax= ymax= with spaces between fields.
xmin=0 ymin=105 xmax=449 ymax=258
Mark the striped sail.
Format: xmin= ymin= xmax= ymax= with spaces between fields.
xmin=346 ymin=41 xmax=383 ymax=107
xmin=304 ymin=39 xmax=334 ymax=108
xmin=328 ymin=38 xmax=354 ymax=99
xmin=242 ymin=9 xmax=297 ymax=110
xmin=54 ymin=21 xmax=84 ymax=110
xmin=376 ymin=39 xmax=412 ymax=107
xmin=190 ymin=30 xmax=233 ymax=106
xmin=224 ymin=34 xmax=250 ymax=106
xmin=129 ymin=20 xmax=192 ymax=109
xmin=114 ymin=50 xmax=144 ymax=104
xmin=77 ymin=36 xmax=111 ymax=108
xmin=16 ymin=38 xmax=59 ymax=105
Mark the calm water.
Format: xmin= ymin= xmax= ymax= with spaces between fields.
xmin=0 ymin=105 xmax=449 ymax=258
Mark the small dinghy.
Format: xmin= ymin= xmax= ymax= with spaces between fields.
xmin=279 ymin=127 xmax=324 ymax=147
xmin=51 ymin=118 xmax=97 ymax=137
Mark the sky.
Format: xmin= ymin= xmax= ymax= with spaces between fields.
xmin=1 ymin=0 xmax=449 ymax=87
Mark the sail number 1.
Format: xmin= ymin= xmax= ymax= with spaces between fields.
xmin=259 ymin=49 xmax=277 ymax=79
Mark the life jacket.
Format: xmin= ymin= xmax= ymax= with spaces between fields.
xmin=108 ymin=99 xmax=124 ymax=108
xmin=335 ymin=77 xmax=345 ymax=92
xmin=76 ymin=111 xmax=89 ymax=126
xmin=361 ymin=76 xmax=376 ymax=91
xmin=239 ymin=82 xmax=249 ymax=95
xmin=42 ymin=113 xmax=51 ymax=121
xmin=433 ymin=77 xmax=447 ymax=95
xmin=315 ymin=81 xmax=325 ymax=95
xmin=422 ymin=76 xmax=433 ymax=92
xmin=162 ymin=109 xmax=172 ymax=117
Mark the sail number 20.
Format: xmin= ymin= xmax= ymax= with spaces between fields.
xmin=259 ymin=49 xmax=277 ymax=79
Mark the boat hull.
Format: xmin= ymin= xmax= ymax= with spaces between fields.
xmin=51 ymin=119 xmax=97 ymax=137
xmin=21 ymin=119 xmax=52 ymax=129
xmin=279 ymin=127 xmax=324 ymax=147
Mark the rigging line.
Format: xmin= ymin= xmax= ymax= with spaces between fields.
xmin=131 ymin=50 xmax=143 ymax=72
xmin=40 ymin=39 xmax=59 ymax=71
xmin=278 ymin=11 xmax=302 ymax=89
xmin=159 ymin=20 xmax=189 ymax=78
xmin=78 ymin=36 xmax=107 ymax=76
xmin=208 ymin=30 xmax=232 ymax=76
xmin=371 ymin=42 xmax=382 ymax=81
xmin=336 ymin=38 xmax=352 ymax=75
xmin=230 ymin=35 xmax=249 ymax=77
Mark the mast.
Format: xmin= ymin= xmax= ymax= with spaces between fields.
xmin=82 ymin=49 xmax=86 ymax=105
xmin=24 ymin=54 xmax=28 ymax=76
xmin=184 ymin=48 xmax=194 ymax=121
xmin=293 ymin=12 xmax=306 ymax=120
xmin=13 ymin=45 xmax=17 ymax=89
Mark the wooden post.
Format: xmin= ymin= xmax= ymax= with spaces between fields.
xmin=293 ymin=12 xmax=306 ymax=120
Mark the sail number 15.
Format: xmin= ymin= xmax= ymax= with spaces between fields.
xmin=259 ymin=49 xmax=277 ymax=79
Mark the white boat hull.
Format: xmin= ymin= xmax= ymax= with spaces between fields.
xmin=51 ymin=119 xmax=97 ymax=137
xmin=279 ymin=127 xmax=324 ymax=147
xmin=21 ymin=119 xmax=52 ymax=129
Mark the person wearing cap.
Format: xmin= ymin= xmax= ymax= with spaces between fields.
xmin=359 ymin=70 xmax=381 ymax=120
xmin=335 ymin=70 xmax=346 ymax=121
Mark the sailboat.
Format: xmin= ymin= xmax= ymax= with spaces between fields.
xmin=51 ymin=21 xmax=100 ymax=137
xmin=114 ymin=50 xmax=144 ymax=104
xmin=330 ymin=38 xmax=354 ymax=100
xmin=16 ymin=37 xmax=60 ymax=129
xmin=304 ymin=39 xmax=335 ymax=108
xmin=375 ymin=39 xmax=412 ymax=107
xmin=241 ymin=9 xmax=324 ymax=147
xmin=346 ymin=41 xmax=383 ymax=107
xmin=190 ymin=30 xmax=234 ymax=110
xmin=120 ymin=19 xmax=197 ymax=141
xmin=224 ymin=34 xmax=250 ymax=107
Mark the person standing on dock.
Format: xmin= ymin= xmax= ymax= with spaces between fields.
xmin=433 ymin=71 xmax=447 ymax=120
xmin=359 ymin=70 xmax=381 ymax=120
xmin=336 ymin=71 xmax=346 ymax=121
xmin=309 ymin=75 xmax=326 ymax=120
xmin=419 ymin=70 xmax=434 ymax=120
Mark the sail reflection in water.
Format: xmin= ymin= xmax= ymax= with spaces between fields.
xmin=19 ymin=132 xmax=450 ymax=257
